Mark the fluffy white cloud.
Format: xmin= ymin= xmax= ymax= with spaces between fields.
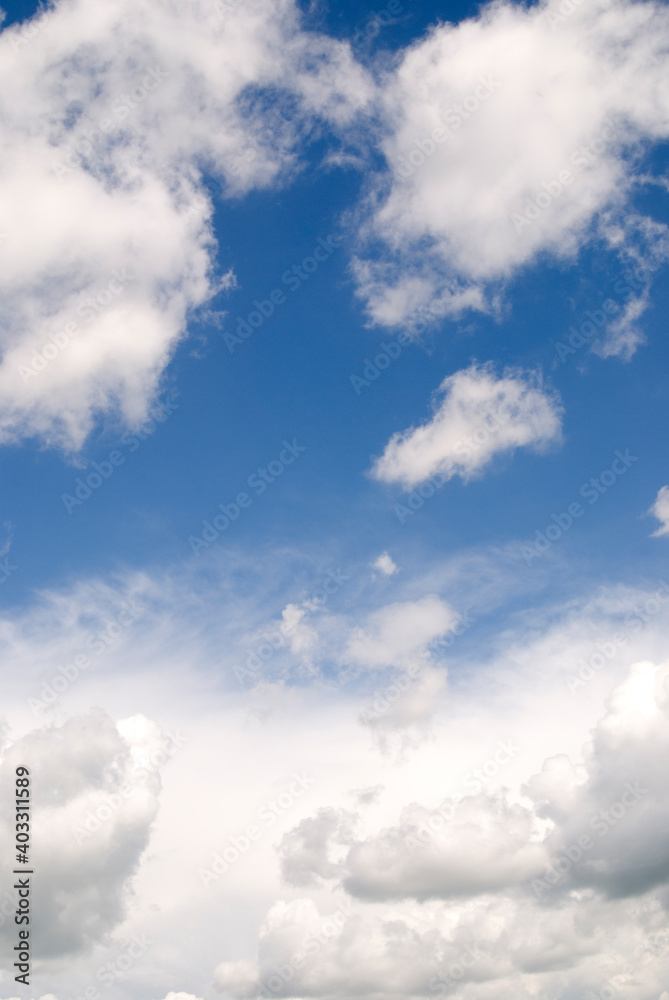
xmin=0 ymin=710 xmax=171 ymax=957
xmin=0 ymin=0 xmax=372 ymax=450
xmin=2 ymin=551 xmax=669 ymax=997
xmin=279 ymin=793 xmax=546 ymax=901
xmin=650 ymin=486 xmax=669 ymax=537
xmin=353 ymin=0 xmax=669 ymax=339
xmin=527 ymin=659 xmax=669 ymax=900
xmin=214 ymin=890 xmax=669 ymax=999
xmin=251 ymin=659 xmax=669 ymax=998
xmin=277 ymin=659 xmax=669 ymax=910
xmin=371 ymin=363 xmax=562 ymax=489
xmin=278 ymin=807 xmax=356 ymax=888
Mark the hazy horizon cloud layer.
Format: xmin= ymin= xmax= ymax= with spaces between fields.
xmin=1 ymin=0 xmax=669 ymax=998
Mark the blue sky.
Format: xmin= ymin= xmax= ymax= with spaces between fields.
xmin=1 ymin=0 xmax=669 ymax=998
xmin=2 ymin=121 xmax=668 ymax=612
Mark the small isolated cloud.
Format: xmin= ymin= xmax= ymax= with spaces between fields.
xmin=373 ymin=551 xmax=398 ymax=576
xmin=591 ymin=286 xmax=650 ymax=360
xmin=650 ymin=486 xmax=669 ymax=537
xmin=371 ymin=363 xmax=562 ymax=490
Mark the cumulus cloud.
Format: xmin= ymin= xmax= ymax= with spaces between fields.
xmin=278 ymin=807 xmax=356 ymax=888
xmin=0 ymin=0 xmax=372 ymax=450
xmin=213 ymin=890 xmax=669 ymax=999
xmin=528 ymin=660 xmax=669 ymax=900
xmin=353 ymin=0 xmax=669 ymax=335
xmin=650 ymin=486 xmax=669 ymax=537
xmin=213 ymin=896 xmax=492 ymax=1000
xmin=0 ymin=710 xmax=171 ymax=957
xmin=3 ymin=561 xmax=669 ymax=998
xmin=247 ymin=659 xmax=669 ymax=998
xmin=344 ymin=793 xmax=546 ymax=901
xmin=371 ymin=364 xmax=562 ymax=489
xmin=276 ymin=660 xmax=669 ymax=911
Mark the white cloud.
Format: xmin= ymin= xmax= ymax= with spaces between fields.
xmin=650 ymin=486 xmax=669 ymax=537
xmin=373 ymin=552 xmax=398 ymax=576
xmin=278 ymin=807 xmax=356 ymax=888
xmin=0 ymin=0 xmax=373 ymax=451
xmin=276 ymin=658 xmax=669 ymax=908
xmin=344 ymin=595 xmax=457 ymax=669
xmin=253 ymin=658 xmax=669 ymax=997
xmin=371 ymin=363 xmax=562 ymax=489
xmin=0 ymin=710 xmax=169 ymax=958
xmin=161 ymin=994 xmax=204 ymax=1000
xmin=0 ymin=556 xmax=669 ymax=996
xmin=213 ymin=889 xmax=669 ymax=999
xmin=353 ymin=0 xmax=669 ymax=336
